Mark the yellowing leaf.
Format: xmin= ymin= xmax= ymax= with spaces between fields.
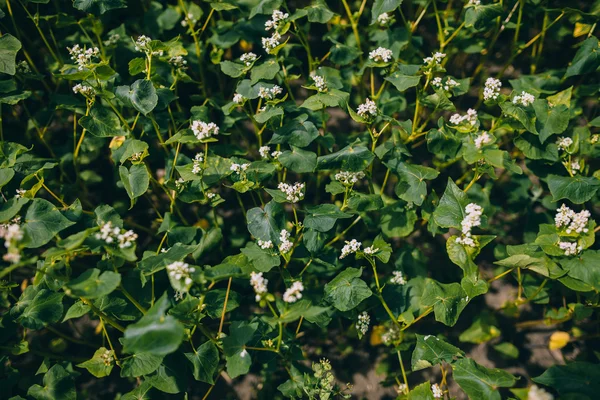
xmin=549 ymin=331 xmax=570 ymax=350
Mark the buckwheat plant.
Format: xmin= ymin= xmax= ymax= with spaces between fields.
xmin=1 ymin=1 xmax=599 ymax=399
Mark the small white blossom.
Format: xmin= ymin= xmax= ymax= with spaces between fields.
xmin=134 ymin=35 xmax=163 ymax=56
xmin=279 ymin=229 xmax=294 ymax=253
xmin=259 ymin=146 xmax=271 ymax=159
xmin=167 ymin=261 xmax=195 ymax=287
xmin=474 ymin=131 xmax=493 ymax=149
xmin=382 ymin=325 xmax=400 ymax=345
xmin=390 ymin=271 xmax=407 ymax=285
xmin=310 ymin=72 xmax=327 ymax=92
xmin=571 ymin=160 xmax=581 ymax=174
xmin=450 ymin=108 xmax=478 ymax=126
xmin=1 ymin=220 xmax=23 ymax=248
xmin=207 ymin=192 xmax=216 ymax=199
xmin=258 ymin=240 xmax=273 ymax=250
xmin=356 ymin=311 xmax=370 ymax=336
xmin=262 ymin=32 xmax=282 ymax=53
xmin=432 ymin=76 xmax=460 ymax=91
xmin=468 ymin=0 xmax=481 ymax=5
xmin=397 ymin=383 xmax=408 ymax=395
xmin=423 ymin=51 xmax=446 ymax=65
xmin=233 ymin=93 xmax=244 ymax=104
xmin=556 ymin=137 xmax=573 ymax=151
xmin=483 ymin=78 xmax=502 ymax=100
xmin=432 ymin=383 xmax=443 ymax=398
xmin=72 ymin=84 xmax=95 ymax=97
xmin=101 ymin=349 xmax=115 ymax=366
xmin=528 ymin=384 xmax=554 ymax=400
xmin=377 ymin=13 xmax=391 ymax=26
xmin=240 ymin=52 xmax=257 ymax=66
xmin=456 ymin=203 xmax=483 ymax=247
xmin=369 ymin=47 xmax=393 ymax=63
xmin=278 ymin=182 xmax=305 ymax=203
xmin=591 ymin=134 xmax=599 ymax=144
xmin=271 ymin=150 xmax=283 ymax=159
xmin=363 ymin=245 xmax=379 ymax=255
xmin=192 ymin=153 xmax=204 ymax=174
xmin=168 ymin=56 xmax=187 ymax=69
xmin=230 ymin=163 xmax=250 ymax=174
xmin=512 ymin=91 xmax=535 ymax=106
xmin=258 ymin=85 xmax=283 ymax=100
xmin=340 ymin=239 xmax=361 ymax=259
xmin=335 ymin=171 xmax=365 ymax=185
xmin=554 ymin=204 xmax=592 ymax=234
xmin=357 ymin=98 xmax=378 ymax=118
xmin=558 ymin=241 xmax=581 ymax=256
xmin=14 ymin=189 xmax=26 ymax=198
xmin=95 ymin=221 xmax=137 ymax=249
xmin=175 ymin=178 xmax=186 ymax=190
xmin=283 ymin=281 xmax=304 ymax=303
xmin=104 ymin=33 xmax=121 ymax=46
xmin=191 ymin=120 xmax=219 ymax=140
xmin=250 ymin=271 xmax=268 ymax=302
xmin=67 ymin=44 xmax=100 ymax=70
xmin=265 ymin=10 xmax=289 ymax=31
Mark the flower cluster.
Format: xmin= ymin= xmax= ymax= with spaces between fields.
xmin=283 ymin=281 xmax=304 ymax=303
xmin=390 ymin=271 xmax=407 ymax=285
xmin=468 ymin=0 xmax=481 ymax=5
xmin=356 ymin=311 xmax=370 ymax=336
xmin=483 ymin=78 xmax=502 ymax=100
xmin=134 ymin=35 xmax=163 ymax=56
xmin=250 ymin=271 xmax=268 ymax=301
xmin=356 ymin=98 xmax=378 ymax=118
xmin=310 ymin=72 xmax=327 ymax=92
xmin=432 ymin=383 xmax=443 ymax=398
xmin=382 ymin=324 xmax=400 ymax=345
xmin=192 ymin=153 xmax=203 ymax=174
xmin=554 ymin=204 xmax=592 ymax=234
xmin=168 ymin=56 xmax=187 ymax=69
xmin=15 ymin=189 xmax=26 ymax=198
xmin=191 ymin=120 xmax=219 ymax=140
xmin=571 ymin=159 xmax=581 ymax=174
xmin=259 ymin=146 xmax=282 ymax=159
xmin=340 ymin=239 xmax=361 ymax=259
xmin=1 ymin=218 xmax=23 ymax=264
xmin=368 ymin=47 xmax=393 ymax=63
xmin=423 ymin=51 xmax=446 ymax=65
xmin=335 ymin=171 xmax=365 ymax=186
xmin=512 ymin=91 xmax=535 ymax=106
xmin=258 ymin=239 xmax=273 ymax=250
xmin=450 ymin=108 xmax=478 ymax=126
xmin=230 ymin=163 xmax=250 ymax=174
xmin=95 ymin=221 xmax=138 ymax=249
xmin=456 ymin=203 xmax=483 ymax=247
xmin=101 ymin=349 xmax=114 ymax=366
xmin=262 ymin=32 xmax=282 ymax=53
xmin=558 ymin=241 xmax=581 ymax=256
xmin=474 ymin=131 xmax=493 ymax=149
xmin=167 ymin=261 xmax=195 ymax=287
xmin=104 ymin=33 xmax=120 ymax=46
xmin=278 ymin=182 xmax=305 ymax=203
xmin=432 ymin=76 xmax=460 ymax=91
xmin=556 ymin=137 xmax=573 ymax=151
xmin=279 ymin=229 xmax=293 ymax=253
xmin=377 ymin=13 xmax=391 ymax=26
xmin=233 ymin=93 xmax=244 ymax=104
xmin=72 ymin=84 xmax=95 ymax=97
xmin=258 ymin=85 xmax=283 ymax=100
xmin=67 ymin=44 xmax=100 ymax=70
xmin=528 ymin=384 xmax=554 ymax=400
xmin=240 ymin=52 xmax=257 ymax=66
xmin=265 ymin=10 xmax=289 ymax=31
xmin=363 ymin=245 xmax=378 ymax=255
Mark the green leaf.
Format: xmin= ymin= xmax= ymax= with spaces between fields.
xmin=116 ymin=79 xmax=158 ymax=116
xmin=246 ymin=200 xmax=285 ymax=242
xmin=226 ymin=350 xmax=252 ymax=379
xmin=465 ymin=4 xmax=503 ymax=29
xmin=407 ymin=382 xmax=435 ymax=400
xmin=534 ymin=100 xmax=569 ymax=143
xmin=0 ymin=34 xmax=21 ymax=75
xmin=241 ymin=242 xmax=280 ymax=272
xmin=547 ymin=174 xmax=600 ymax=204
xmin=254 ymin=105 xmax=283 ymax=124
xmin=120 ymin=352 xmax=164 ymax=377
xmin=433 ymin=178 xmax=469 ymax=229
xmin=122 ymin=293 xmax=185 ymax=356
xmin=119 ymin=164 xmax=150 ymax=207
xmin=324 ymin=267 xmax=372 ymax=312
xmin=533 ymin=362 xmax=600 ymax=398
xmin=380 ymin=202 xmax=418 ymax=238
xmin=28 ymin=364 xmax=76 ymax=400
xmin=458 ymin=313 xmax=501 ymax=344
xmin=394 ymin=163 xmax=439 ymax=206
xmin=77 ymin=347 xmax=114 ymax=378
xmin=371 ymin=0 xmax=403 ymax=24
xmin=73 ymin=0 xmax=127 ymax=14
xmin=514 ymin=133 xmax=558 ymax=161
xmin=63 ymin=301 xmax=90 ymax=322
xmin=384 ymin=72 xmax=421 ymax=92
xmin=452 ymin=358 xmax=516 ymax=400
xmin=411 ymin=334 xmax=464 ymax=371
xmin=278 ymin=146 xmax=317 ymax=173
xmin=303 ymin=204 xmax=352 ymax=232
xmin=301 ymin=89 xmax=349 ymax=110
xmin=565 ymin=37 xmax=600 ymax=78
xmin=22 ymin=198 xmax=76 ymax=248
xmin=18 ymin=289 xmax=64 ymax=330
xmin=79 ymin=106 xmax=127 ymax=137
xmin=421 ymin=280 xmax=468 ymax=327
xmin=220 ymin=60 xmax=247 ymax=78
xmin=317 ymin=143 xmax=374 ymax=172
xmin=561 ymin=250 xmax=600 ymax=291
xmin=500 ymin=101 xmax=537 ymax=134
xmin=65 ymin=269 xmax=121 ymax=299
xmin=304 ymin=0 xmax=335 ymax=23
xmin=250 ymin=59 xmax=280 ymax=84
xmin=222 ymin=321 xmax=258 ymax=378
xmin=185 ymin=341 xmax=219 ymax=384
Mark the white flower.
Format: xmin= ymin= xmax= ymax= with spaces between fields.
xmin=265 ymin=10 xmax=289 ymax=31
xmin=528 ymin=384 xmax=554 ymax=400
xmin=556 ymin=136 xmax=573 ymax=151
xmin=283 ymin=281 xmax=304 ymax=303
xmin=483 ymin=78 xmax=502 ymax=100
xmin=258 ymin=240 xmax=273 ymax=249
xmin=278 ymin=182 xmax=305 ymax=203
xmin=240 ymin=52 xmax=257 ymax=66
xmin=423 ymin=51 xmax=446 ymax=65
xmin=456 ymin=203 xmax=483 ymax=247
xmin=474 ymin=131 xmax=493 ymax=149
xmin=377 ymin=13 xmax=391 ymax=26
xmin=356 ymin=311 xmax=370 ymax=336
xmin=233 ymin=93 xmax=244 ymax=104
xmin=258 ymin=85 xmax=283 ymax=100
xmin=512 ymin=91 xmax=535 ymax=106
xmin=554 ymin=204 xmax=592 ymax=234
xmin=363 ymin=245 xmax=379 ymax=255
xmin=14 ymin=189 xmax=26 ymax=198
xmin=192 ymin=153 xmax=204 ymax=174
xmin=271 ymin=150 xmax=282 ymax=159
xmin=240 ymin=349 xmax=249 ymax=358
xmin=175 ymin=177 xmax=185 ymax=189
xmin=397 ymin=383 xmax=408 ymax=395
xmin=340 ymin=239 xmax=361 ymax=259
xmin=469 ymin=0 xmax=481 ymax=5
xmin=167 ymin=261 xmax=195 ymax=287
xmin=134 ymin=35 xmax=151 ymax=51
xmin=310 ymin=72 xmax=327 ymax=92
xmin=191 ymin=120 xmax=219 ymax=140
xmin=95 ymin=221 xmax=138 ymax=249
xmin=390 ymin=271 xmax=407 ymax=285
xmin=230 ymin=163 xmax=250 ymax=174
xmin=278 ymin=229 xmax=294 ymax=253
xmin=259 ymin=146 xmax=271 ymax=159
xmin=67 ymin=44 xmax=100 ymax=70
xmin=104 ymin=33 xmax=121 ymax=46
xmin=207 ymin=192 xmax=216 ymax=199
xmin=591 ymin=134 xmax=599 ymax=144
xmin=558 ymin=241 xmax=581 ymax=256
xmin=262 ymin=32 xmax=282 ymax=53
xmin=369 ymin=47 xmax=393 ymax=63
xmin=335 ymin=171 xmax=365 ymax=185
xmin=432 ymin=383 xmax=443 ymax=398
xmin=571 ymin=160 xmax=581 ymax=174
xmin=72 ymin=84 xmax=95 ymax=97
xmin=432 ymin=76 xmax=460 ymax=91
xmin=169 ymin=56 xmax=187 ymax=70
xmin=250 ymin=271 xmax=268 ymax=302
xmin=450 ymin=108 xmax=478 ymax=126
xmin=357 ymin=98 xmax=378 ymax=118
xmin=0 ymin=221 xmax=23 ymax=248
